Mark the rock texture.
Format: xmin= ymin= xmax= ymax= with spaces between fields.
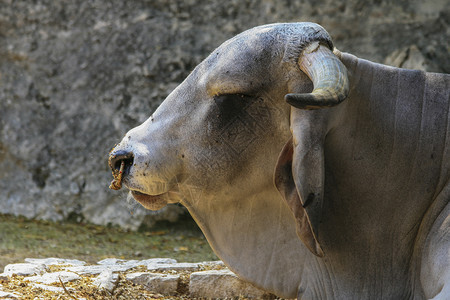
xmin=2 ymin=263 xmax=47 ymax=277
xmin=26 ymin=271 xmax=81 ymax=285
xmin=0 ymin=0 xmax=448 ymax=228
xmin=126 ymin=272 xmax=180 ymax=296
xmin=92 ymin=270 xmax=119 ymax=292
xmin=0 ymin=257 xmax=274 ymax=299
xmin=190 ymin=269 xmax=272 ymax=299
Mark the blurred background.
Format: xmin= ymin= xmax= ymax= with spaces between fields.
xmin=0 ymin=0 xmax=448 ymax=266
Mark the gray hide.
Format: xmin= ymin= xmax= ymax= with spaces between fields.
xmin=108 ymin=23 xmax=450 ymax=299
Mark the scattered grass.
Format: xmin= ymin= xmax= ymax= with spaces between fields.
xmin=1 ymin=263 xmax=267 ymax=300
xmin=0 ymin=213 xmax=217 ymax=271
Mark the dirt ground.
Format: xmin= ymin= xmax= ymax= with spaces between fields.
xmin=0 ymin=213 xmax=217 ymax=272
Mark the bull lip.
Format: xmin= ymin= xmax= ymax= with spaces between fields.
xmin=131 ymin=190 xmax=168 ymax=211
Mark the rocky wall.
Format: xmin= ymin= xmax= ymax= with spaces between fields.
xmin=0 ymin=0 xmax=448 ymax=229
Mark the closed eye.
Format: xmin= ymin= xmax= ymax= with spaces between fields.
xmin=212 ymin=94 xmax=255 ymax=128
xmin=213 ymin=93 xmax=254 ymax=112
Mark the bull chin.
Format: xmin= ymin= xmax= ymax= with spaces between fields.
xmin=131 ymin=190 xmax=168 ymax=211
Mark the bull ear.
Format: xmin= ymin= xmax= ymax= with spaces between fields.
xmin=274 ymin=109 xmax=326 ymax=257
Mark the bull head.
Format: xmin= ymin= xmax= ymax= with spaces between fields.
xmin=108 ymin=22 xmax=349 ymax=258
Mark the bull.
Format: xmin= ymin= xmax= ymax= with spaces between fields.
xmin=108 ymin=23 xmax=449 ymax=299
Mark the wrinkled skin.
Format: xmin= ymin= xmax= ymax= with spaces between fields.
xmin=109 ymin=23 xmax=450 ymax=299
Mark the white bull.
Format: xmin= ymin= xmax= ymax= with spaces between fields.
xmin=108 ymin=23 xmax=450 ymax=299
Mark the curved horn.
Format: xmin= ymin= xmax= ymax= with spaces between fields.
xmin=285 ymin=41 xmax=349 ymax=110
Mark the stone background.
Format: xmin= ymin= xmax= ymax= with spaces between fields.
xmin=0 ymin=0 xmax=448 ymax=229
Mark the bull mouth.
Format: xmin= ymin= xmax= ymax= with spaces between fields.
xmin=131 ymin=190 xmax=169 ymax=211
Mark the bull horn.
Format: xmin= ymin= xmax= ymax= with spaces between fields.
xmin=285 ymin=41 xmax=349 ymax=110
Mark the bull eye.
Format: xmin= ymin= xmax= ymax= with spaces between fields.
xmin=213 ymin=94 xmax=254 ymax=127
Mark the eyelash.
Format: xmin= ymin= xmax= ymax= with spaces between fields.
xmin=214 ymin=93 xmax=253 ymax=100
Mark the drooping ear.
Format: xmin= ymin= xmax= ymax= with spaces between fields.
xmin=274 ymin=109 xmax=327 ymax=257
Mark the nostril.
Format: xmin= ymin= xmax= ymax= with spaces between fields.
xmin=114 ymin=157 xmax=133 ymax=170
xmin=109 ymin=150 xmax=134 ymax=176
xmin=115 ymin=157 xmax=134 ymax=175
